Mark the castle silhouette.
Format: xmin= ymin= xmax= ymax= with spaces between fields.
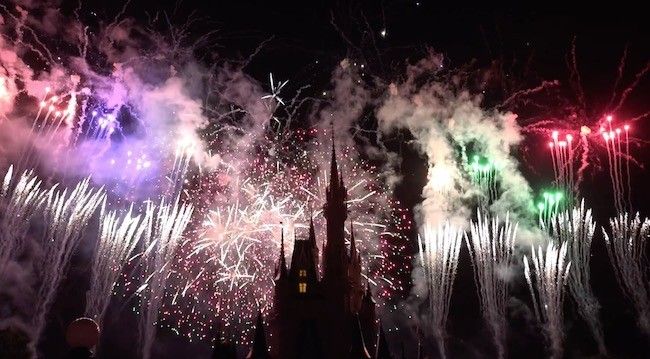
xmin=212 ymin=140 xmax=394 ymax=359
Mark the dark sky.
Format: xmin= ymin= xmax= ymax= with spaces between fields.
xmin=33 ymin=1 xmax=650 ymax=358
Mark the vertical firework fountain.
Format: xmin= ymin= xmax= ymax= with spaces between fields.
xmin=85 ymin=205 xmax=149 ymax=325
xmin=602 ymin=213 xmax=650 ymax=336
xmin=466 ymin=211 xmax=517 ymax=359
xmin=0 ymin=166 xmax=46 ymax=274
xmin=548 ymin=130 xmax=576 ymax=200
xmin=600 ymin=116 xmax=632 ymax=214
xmin=547 ymin=201 xmax=606 ymax=354
xmin=468 ymin=155 xmax=500 ymax=208
xmin=33 ymin=179 xmax=106 ymax=344
xmin=523 ymin=242 xmax=571 ymax=359
xmin=418 ymin=222 xmax=463 ymax=359
xmin=138 ymin=199 xmax=193 ymax=359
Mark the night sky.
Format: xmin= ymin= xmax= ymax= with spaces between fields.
xmin=1 ymin=1 xmax=649 ymax=358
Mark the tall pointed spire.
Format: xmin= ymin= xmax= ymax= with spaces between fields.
xmin=350 ymin=221 xmax=356 ymax=257
xmin=246 ymin=309 xmax=270 ymax=359
xmin=309 ymin=211 xmax=317 ymax=247
xmin=375 ymin=322 xmax=393 ymax=359
xmin=349 ymin=315 xmax=371 ymax=359
xmin=329 ymin=122 xmax=340 ymax=190
xmin=276 ymin=224 xmax=287 ymax=280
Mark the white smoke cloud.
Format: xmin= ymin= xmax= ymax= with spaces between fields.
xmin=377 ymin=55 xmax=538 ymax=233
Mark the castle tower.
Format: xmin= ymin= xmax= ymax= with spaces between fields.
xmin=322 ymin=130 xmax=349 ymax=310
xmin=247 ymin=310 xmax=271 ymax=359
xmin=358 ymin=283 xmax=377 ymax=355
xmin=349 ymin=315 xmax=371 ymax=359
xmin=348 ymin=223 xmax=364 ymax=311
xmin=375 ymin=322 xmax=393 ymax=359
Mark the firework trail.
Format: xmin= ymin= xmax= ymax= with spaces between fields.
xmin=33 ymin=179 xmax=105 ymax=344
xmin=523 ymin=242 xmax=571 ymax=359
xmin=466 ymin=210 xmax=517 ymax=359
xmin=536 ymin=190 xmax=565 ymax=230
xmin=600 ymin=116 xmax=632 ymax=213
xmin=545 ymin=200 xmax=605 ymax=354
xmin=418 ymin=221 xmax=463 ymax=359
xmin=547 ymin=130 xmax=577 ymax=202
xmin=85 ymin=205 xmax=149 ymax=325
xmin=0 ymin=166 xmax=47 ymax=275
xmin=468 ymin=156 xmax=500 ymax=208
xmin=190 ymin=180 xmax=300 ymax=290
xmin=138 ymin=199 xmax=193 ymax=359
xmin=602 ymin=212 xmax=650 ymax=336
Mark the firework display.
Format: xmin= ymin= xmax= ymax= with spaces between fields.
xmin=418 ymin=222 xmax=463 ymax=359
xmin=34 ymin=179 xmax=106 ymax=343
xmin=138 ymin=199 xmax=194 ymax=359
xmin=547 ymin=201 xmax=606 ymax=354
xmin=0 ymin=166 xmax=46 ymax=274
xmin=524 ymin=242 xmax=572 ymax=359
xmin=0 ymin=2 xmax=648 ymax=359
xmin=85 ymin=206 xmax=148 ymax=324
xmin=602 ymin=213 xmax=650 ymax=336
xmin=466 ymin=211 xmax=517 ymax=359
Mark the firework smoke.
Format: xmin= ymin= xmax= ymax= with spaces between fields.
xmin=376 ymin=54 xmax=538 ymax=238
xmin=418 ymin=221 xmax=463 ymax=359
xmin=602 ymin=212 xmax=650 ymax=336
xmin=466 ymin=210 xmax=517 ymax=359
xmin=138 ymin=199 xmax=193 ymax=359
xmin=546 ymin=200 xmax=606 ymax=354
xmin=85 ymin=205 xmax=149 ymax=325
xmin=523 ymin=242 xmax=571 ymax=359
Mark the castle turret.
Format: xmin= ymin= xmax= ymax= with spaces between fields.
xmin=323 ymin=129 xmax=349 ymax=310
xmin=359 ymin=283 xmax=377 ymax=355
xmin=348 ymin=222 xmax=364 ymax=311
xmin=349 ymin=315 xmax=371 ymax=359
xmin=375 ymin=323 xmax=393 ymax=359
xmin=247 ymin=310 xmax=270 ymax=359
xmin=275 ymin=227 xmax=288 ymax=281
xmin=212 ymin=333 xmax=237 ymax=359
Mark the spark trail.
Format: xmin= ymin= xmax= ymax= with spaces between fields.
xmin=33 ymin=179 xmax=106 ymax=344
xmin=602 ymin=212 xmax=650 ymax=336
xmin=138 ymin=199 xmax=194 ymax=359
xmin=524 ymin=242 xmax=571 ymax=359
xmin=546 ymin=200 xmax=605 ymax=354
xmin=466 ymin=210 xmax=517 ymax=359
xmin=85 ymin=205 xmax=149 ymax=325
xmin=547 ymin=130 xmax=576 ymax=203
xmin=600 ymin=116 xmax=632 ymax=213
xmin=537 ymin=190 xmax=565 ymax=230
xmin=418 ymin=221 xmax=463 ymax=359
xmin=468 ymin=156 xmax=500 ymax=208
xmin=0 ymin=166 xmax=46 ymax=275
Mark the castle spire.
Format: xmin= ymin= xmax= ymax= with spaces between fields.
xmin=246 ymin=309 xmax=270 ymax=359
xmin=309 ymin=212 xmax=317 ymax=247
xmin=349 ymin=315 xmax=371 ymax=359
xmin=330 ymin=122 xmax=340 ymax=190
xmin=276 ymin=224 xmax=287 ymax=280
xmin=350 ymin=221 xmax=356 ymax=258
xmin=375 ymin=322 xmax=393 ymax=359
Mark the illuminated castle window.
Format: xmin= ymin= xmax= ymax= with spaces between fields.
xmin=299 ymin=269 xmax=307 ymax=277
xmin=298 ymin=282 xmax=307 ymax=293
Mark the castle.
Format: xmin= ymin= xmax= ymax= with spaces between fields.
xmin=213 ymin=141 xmax=393 ymax=359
